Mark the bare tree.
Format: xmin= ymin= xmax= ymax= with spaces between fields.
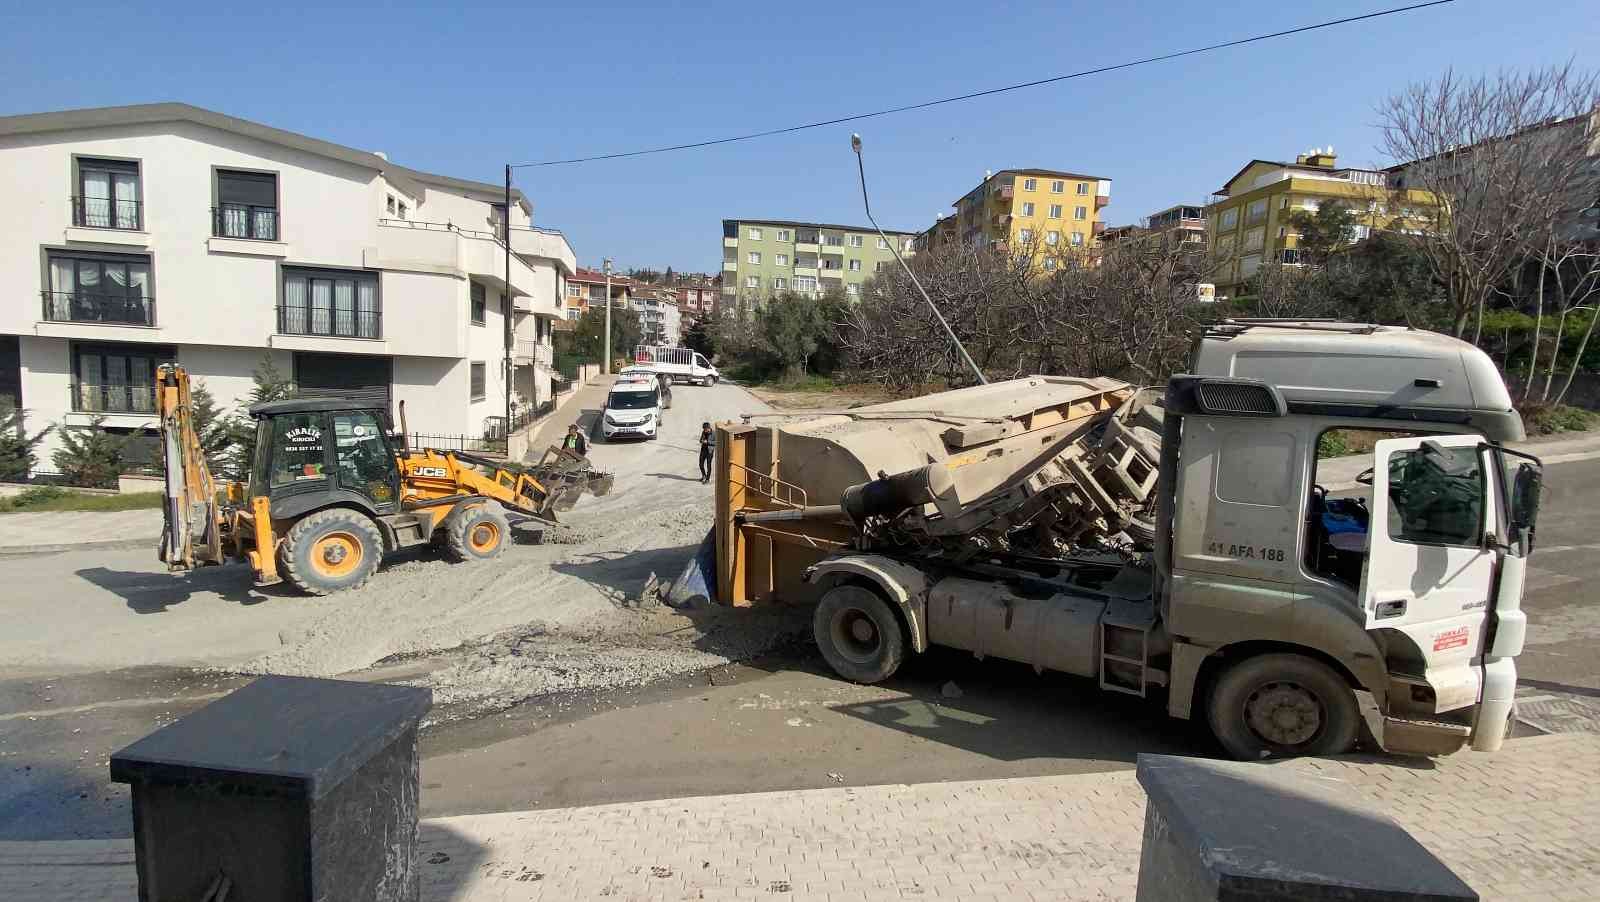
xmin=1377 ymin=63 xmax=1600 ymax=339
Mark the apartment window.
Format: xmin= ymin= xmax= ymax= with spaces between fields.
xmin=1070 ymin=232 xmax=1084 ymax=246
xmin=748 ymin=227 xmax=763 ymax=240
xmin=1019 ymin=228 xmax=1034 ymax=242
xmin=471 ymin=282 xmax=487 ymax=325
xmin=745 ymin=275 xmax=759 ymax=289
xmin=566 ymin=308 xmax=581 ymax=320
xmin=1076 ymin=182 xmax=1089 ymax=195
xmin=567 ymin=283 xmax=582 ymax=298
xmin=1219 ymin=207 xmax=1239 ymax=230
xmin=74 ymin=158 xmax=141 ymax=230
xmin=845 ymin=235 xmax=862 ymax=248
xmin=1046 ymin=231 xmax=1060 ymax=246
xmin=71 ymin=342 xmax=173 ymax=413
xmin=846 ymin=283 xmax=860 ymax=298
xmin=1239 ymin=253 xmax=1262 ymax=278
xmin=1278 ymin=226 xmax=1288 ymax=239
xmin=1073 ymin=206 xmax=1087 ymax=221
xmin=1048 ymin=204 xmax=1062 ymax=219
xmin=281 ymin=267 xmax=380 ymax=338
xmin=1280 ymin=196 xmax=1290 ymax=209
xmin=1246 ymin=198 xmax=1268 ymax=224
xmin=773 ymin=277 xmax=787 ymax=290
xmin=44 ymin=250 xmax=154 ymax=326
xmin=1021 ymin=202 xmax=1035 ymax=216
xmin=848 ymin=259 xmax=861 ymax=272
xmin=875 ymin=261 xmax=887 ymax=272
xmin=397 ymin=201 xmax=407 ymax=219
xmin=748 ymin=251 xmax=761 ymax=264
xmin=470 ymin=362 xmax=486 ymax=401
xmin=588 ymin=286 xmax=606 ymax=302
xmin=872 ymin=237 xmax=886 ymax=250
xmin=1244 ymin=227 xmax=1265 ymax=250
xmin=903 ymin=238 xmax=914 ymax=252
xmin=1280 ymin=248 xmax=1304 ymax=265
xmin=776 ymin=229 xmax=790 ymax=241
xmin=1044 ymin=258 xmax=1057 ymax=271
xmin=823 ymin=235 xmax=844 ymax=248
xmin=386 ymin=195 xmax=396 ymax=215
xmin=214 ymin=169 xmax=279 ymax=240
xmin=773 ymin=253 xmax=788 ymax=267
xmin=793 ymin=275 xmax=817 ymax=292
xmin=1022 ymin=178 xmax=1037 ymax=191
xmin=1051 ymin=180 xmax=1064 ymax=193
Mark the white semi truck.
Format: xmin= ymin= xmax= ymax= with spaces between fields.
xmin=692 ymin=321 xmax=1543 ymax=759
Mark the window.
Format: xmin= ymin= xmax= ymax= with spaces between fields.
xmin=1044 ymin=258 xmax=1057 ymax=271
xmin=1051 ymin=180 xmax=1064 ymax=193
xmin=397 ymin=201 xmax=407 ymax=219
xmin=588 ymin=286 xmax=606 ymax=302
xmin=1046 ymin=231 xmax=1060 ymax=246
xmin=470 ymin=362 xmax=487 ymax=401
xmin=45 ymin=250 xmax=154 ymax=326
xmin=1239 ymin=253 xmax=1262 ymax=278
xmin=793 ymin=275 xmax=816 ymax=292
xmin=776 ymin=229 xmax=790 ymax=241
xmin=775 ymin=253 xmax=789 ymax=267
xmin=748 ymin=227 xmax=762 ymax=240
xmin=846 ymin=284 xmax=859 ymax=298
xmin=1049 ymin=204 xmax=1062 ymax=219
xmin=75 ymin=158 xmax=141 ymax=230
xmin=567 ymin=283 xmax=582 ymax=298
xmin=904 ymin=238 xmax=914 ymax=253
xmin=333 ymin=411 xmax=392 ymax=503
xmin=269 ymin=412 xmax=326 ymax=489
xmin=874 ymin=261 xmax=887 ymax=272
xmin=1076 ymin=182 xmax=1089 ymax=195
xmin=1019 ymin=228 xmax=1034 ymax=242
xmin=1217 ymin=431 xmax=1295 ymax=506
xmin=745 ymin=275 xmax=759 ymax=289
xmin=748 ymin=251 xmax=761 ymax=264
xmin=566 ymin=308 xmax=581 ymax=320
xmin=1070 ymin=232 xmax=1084 ymax=246
xmin=869 ymin=237 xmax=884 ymax=250
xmin=214 ymin=169 xmax=278 ymax=240
xmin=1386 ymin=445 xmax=1484 ymax=547
xmin=1246 ymin=198 xmax=1268 ymax=224
xmin=823 ymin=234 xmax=844 ymax=247
xmin=1022 ymin=178 xmax=1037 ymax=191
xmin=71 ymin=342 xmax=173 ymax=413
xmin=386 ymin=195 xmax=396 ymax=214
xmin=1219 ymin=208 xmax=1239 ymax=230
xmin=281 ymin=267 xmax=380 ymax=338
xmin=847 ymin=259 xmax=861 ymax=272
xmin=471 ymin=282 xmax=487 ymax=325
xmin=773 ymin=277 xmax=787 ymax=290
xmin=1280 ymin=248 xmax=1304 ymax=264
xmin=1244 ymin=227 xmax=1264 ymax=250
xmin=1280 ymin=196 xmax=1290 ymax=209
xmin=1021 ymin=202 xmax=1036 ymax=216
xmin=1073 ymin=206 xmax=1087 ymax=220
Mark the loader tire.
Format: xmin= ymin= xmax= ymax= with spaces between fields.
xmin=813 ymin=585 xmax=906 ymax=685
xmin=281 ymin=508 xmax=383 ymax=596
xmin=444 ymin=502 xmax=509 ymax=563
xmin=1208 ymin=653 xmax=1359 ymax=760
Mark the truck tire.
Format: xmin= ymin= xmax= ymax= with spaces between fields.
xmin=1207 ymin=653 xmax=1359 ymax=760
xmin=280 ymin=508 xmax=384 ymax=596
xmin=444 ymin=502 xmax=509 ymax=562
xmin=701 ymin=375 xmax=715 ymax=387
xmin=813 ymin=585 xmax=906 ymax=684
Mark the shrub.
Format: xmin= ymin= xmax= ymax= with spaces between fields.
xmin=14 ymin=484 xmax=67 ymax=505
xmin=0 ymin=404 xmax=50 ymax=482
xmin=51 ymin=417 xmax=128 ymax=488
xmin=1521 ymin=403 xmax=1596 ymax=436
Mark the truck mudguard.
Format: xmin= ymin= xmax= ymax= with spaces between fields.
xmin=805 ymin=554 xmax=931 ymax=652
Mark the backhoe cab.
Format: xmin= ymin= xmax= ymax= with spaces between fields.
xmin=157 ymin=365 xmax=611 ymax=596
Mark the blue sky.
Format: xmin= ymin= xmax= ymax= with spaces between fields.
xmin=2 ymin=0 xmax=1596 ymax=274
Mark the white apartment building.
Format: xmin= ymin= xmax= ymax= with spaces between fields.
xmin=0 ymin=103 xmax=576 ymax=467
xmin=632 ymin=289 xmax=681 ymax=346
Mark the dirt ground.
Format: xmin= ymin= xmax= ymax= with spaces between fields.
xmin=742 ymin=380 xmax=902 ymax=411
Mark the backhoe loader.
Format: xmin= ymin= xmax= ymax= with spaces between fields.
xmin=155 ymin=364 xmax=612 ymax=595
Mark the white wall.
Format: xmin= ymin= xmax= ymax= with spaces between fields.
xmin=394 ymin=356 xmax=467 ymax=437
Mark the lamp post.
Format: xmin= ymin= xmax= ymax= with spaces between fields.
xmin=602 ymin=257 xmax=614 ymax=374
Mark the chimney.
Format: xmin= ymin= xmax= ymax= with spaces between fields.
xmin=373 ymin=151 xmax=387 ymax=161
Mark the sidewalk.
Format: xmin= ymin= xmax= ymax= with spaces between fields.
xmin=4 ymin=733 xmax=1596 ymax=901
xmin=0 ymin=508 xmax=161 ymax=555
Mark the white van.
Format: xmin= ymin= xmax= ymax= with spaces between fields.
xmin=600 ymin=378 xmax=662 ymax=442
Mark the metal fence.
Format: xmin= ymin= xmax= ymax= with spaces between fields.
xmin=408 ymin=432 xmax=506 ymax=454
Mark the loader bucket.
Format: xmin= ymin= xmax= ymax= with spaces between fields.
xmin=663 ymin=527 xmax=719 ymax=609
xmin=589 ymin=473 xmax=615 ymax=497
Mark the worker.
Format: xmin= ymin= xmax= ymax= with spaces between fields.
xmin=562 ymin=423 xmax=589 ymax=457
xmin=698 ymin=422 xmax=715 ymax=484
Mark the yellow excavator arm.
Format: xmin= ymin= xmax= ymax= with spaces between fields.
xmin=155 ymin=364 xmax=225 ymax=570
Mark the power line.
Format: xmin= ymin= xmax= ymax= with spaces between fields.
xmin=510 ymin=0 xmax=1454 ymax=168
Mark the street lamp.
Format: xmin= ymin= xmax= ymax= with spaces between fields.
xmin=603 ymin=257 xmax=614 ymax=374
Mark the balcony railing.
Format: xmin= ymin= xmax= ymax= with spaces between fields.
xmin=71 ymin=196 xmax=142 ymax=231
xmin=516 ymin=340 xmax=553 ymax=366
xmin=213 ymin=205 xmax=279 ymax=241
xmin=73 ymin=381 xmax=157 ymax=414
xmin=277 ymin=303 xmax=381 ymax=339
xmin=41 ymin=291 xmax=155 ymax=326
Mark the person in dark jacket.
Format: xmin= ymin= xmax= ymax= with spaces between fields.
xmin=562 ymin=423 xmax=589 ymax=456
xmin=698 ymin=422 xmax=715 ymax=483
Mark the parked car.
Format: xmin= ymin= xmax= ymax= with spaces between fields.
xmin=600 ymin=378 xmax=663 ymax=442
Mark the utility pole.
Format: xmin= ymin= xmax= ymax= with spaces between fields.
xmin=503 ymin=165 xmax=514 ymax=433
xmin=602 ymin=257 xmax=614 ymax=374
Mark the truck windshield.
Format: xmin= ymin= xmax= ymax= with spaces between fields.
xmin=1387 ymin=445 xmax=1483 ymax=547
xmin=608 ymin=390 xmax=658 ymax=410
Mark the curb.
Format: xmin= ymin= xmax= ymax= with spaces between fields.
xmin=0 ymin=536 xmax=156 ymax=557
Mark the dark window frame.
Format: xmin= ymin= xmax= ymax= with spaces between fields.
xmin=213 ymin=167 xmax=280 ymax=241
xmin=72 ymin=156 xmax=142 ymax=231
xmin=43 ymin=248 xmax=156 ymax=327
xmin=470 ymin=361 xmax=487 ymax=402
xmin=70 ymin=341 xmax=174 ymax=414
xmin=471 ymin=282 xmax=487 ymax=326
xmin=280 ymin=265 xmax=381 ymax=339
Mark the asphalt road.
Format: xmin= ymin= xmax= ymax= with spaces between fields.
xmin=3 ymin=447 xmax=1598 ymax=839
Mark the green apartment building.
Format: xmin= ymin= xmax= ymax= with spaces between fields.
xmin=721 ymin=219 xmax=919 ymax=305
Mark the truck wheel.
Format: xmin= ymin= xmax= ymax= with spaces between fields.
xmin=813 ymin=585 xmax=906 ymax=684
xmin=701 ymin=375 xmax=714 ymax=387
xmin=1208 ymin=654 xmax=1359 ymax=760
xmin=280 ymin=508 xmax=384 ymax=596
xmin=444 ymin=502 xmax=510 ymax=562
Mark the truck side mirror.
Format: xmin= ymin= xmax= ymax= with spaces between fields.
xmin=1355 ymin=467 xmax=1374 ymax=486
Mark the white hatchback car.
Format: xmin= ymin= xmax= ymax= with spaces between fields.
xmin=601 ymin=378 xmax=662 ymax=441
